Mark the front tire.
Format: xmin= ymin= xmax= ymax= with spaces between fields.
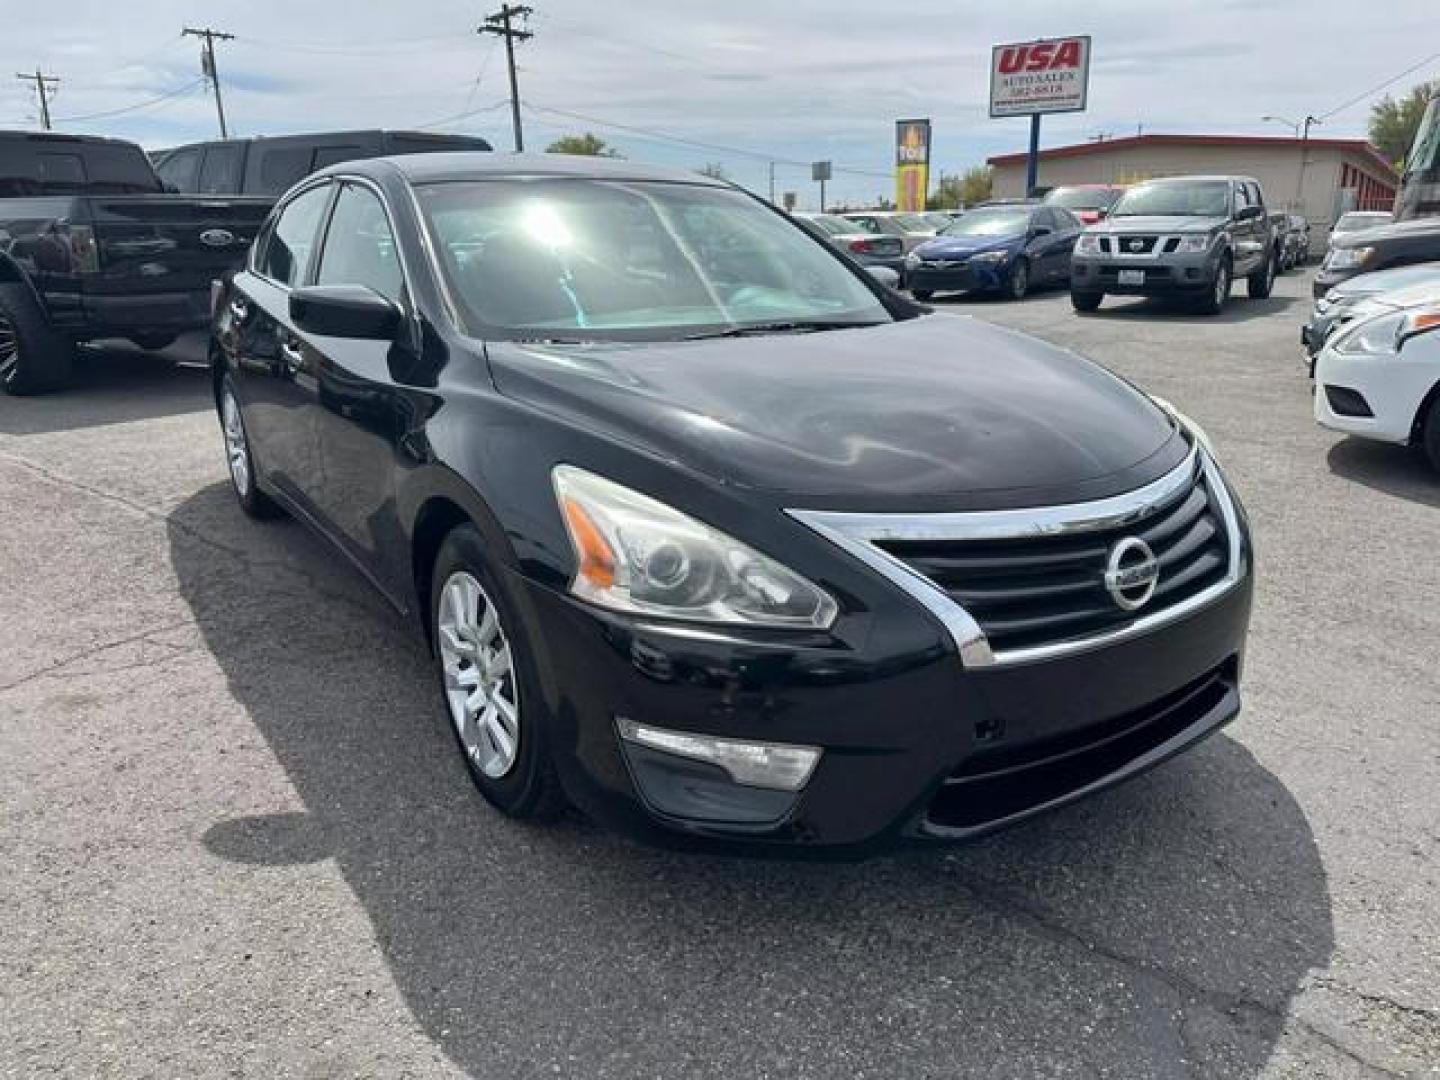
xmin=1197 ymin=257 xmax=1231 ymax=315
xmin=0 ymin=283 xmax=73 ymax=395
xmin=219 ymin=376 xmax=282 ymax=519
xmin=431 ymin=524 xmax=566 ymax=820
xmin=1248 ymin=249 xmax=1276 ymax=299
xmin=1007 ymin=258 xmax=1030 ymax=300
xmin=1422 ymin=396 xmax=1440 ymax=474
xmin=1071 ymin=290 xmax=1103 ymax=313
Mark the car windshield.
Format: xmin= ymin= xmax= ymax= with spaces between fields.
xmin=808 ymin=214 xmax=857 ymax=236
xmin=894 ymin=213 xmax=934 ymax=231
xmin=1334 ymin=212 xmax=1390 ymax=233
xmin=924 ymin=213 xmax=954 ymax=228
xmin=1046 ymin=186 xmax=1118 ymax=211
xmin=941 ymin=207 xmax=1032 ymax=236
xmin=1111 ymin=180 xmax=1230 ymax=217
xmin=418 ymin=179 xmax=892 ymax=341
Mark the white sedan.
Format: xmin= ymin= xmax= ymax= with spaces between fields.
xmin=1314 ymin=291 xmax=1440 ymax=472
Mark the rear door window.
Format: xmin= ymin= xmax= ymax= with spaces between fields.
xmin=155 ymin=149 xmax=201 ymax=192
xmin=311 ymin=144 xmax=369 ymax=171
xmin=251 ymin=146 xmax=315 ymax=196
xmin=197 ymin=145 xmax=243 ymax=194
xmin=258 ymin=183 xmax=332 ymax=287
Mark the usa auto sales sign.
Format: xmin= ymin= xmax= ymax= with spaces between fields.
xmin=989 ymin=36 xmax=1091 ymax=118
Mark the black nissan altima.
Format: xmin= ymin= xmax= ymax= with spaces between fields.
xmin=211 ymin=153 xmax=1253 ymax=852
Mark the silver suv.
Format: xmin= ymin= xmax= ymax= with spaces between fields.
xmin=1069 ymin=176 xmax=1279 ymax=315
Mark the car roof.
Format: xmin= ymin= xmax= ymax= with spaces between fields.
xmin=0 ymin=129 xmax=140 ymax=149
xmin=1138 ymin=175 xmax=1251 ymax=184
xmin=336 ymin=151 xmax=724 ymax=187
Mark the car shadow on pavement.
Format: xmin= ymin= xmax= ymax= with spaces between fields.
xmin=169 ymin=483 xmax=1335 ymax=1078
xmin=1074 ymin=294 xmax=1300 ymax=325
xmin=1326 ymin=437 xmax=1440 ymax=509
xmin=0 ymin=342 xmax=210 ymax=437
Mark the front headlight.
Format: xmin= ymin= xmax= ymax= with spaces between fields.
xmin=553 ymin=466 xmax=839 ymax=629
xmin=904 ymin=251 xmax=921 ymax=268
xmin=1326 ymin=246 xmax=1375 ymax=271
xmin=971 ymin=250 xmax=1009 ymax=263
xmin=1075 ymin=234 xmax=1101 ymax=255
xmin=1177 ymin=233 xmax=1211 ymax=253
xmin=1334 ymin=306 xmax=1440 ymax=355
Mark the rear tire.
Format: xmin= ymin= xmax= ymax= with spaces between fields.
xmin=1071 ymin=290 xmax=1103 ymax=313
xmin=1248 ymin=249 xmax=1276 ymax=299
xmin=0 ymin=283 xmax=73 ymax=395
xmin=1422 ymin=396 xmax=1440 ymax=475
xmin=911 ymin=289 xmax=934 ymax=301
xmin=431 ymin=524 xmax=567 ymax=821
xmin=219 ymin=375 xmax=282 ymax=519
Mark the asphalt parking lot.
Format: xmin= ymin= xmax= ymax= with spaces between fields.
xmin=2 ymin=269 xmax=1437 ymax=1079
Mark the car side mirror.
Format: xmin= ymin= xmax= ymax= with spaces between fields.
xmin=866 ymin=265 xmax=901 ymax=289
xmin=1235 ymin=205 xmax=1263 ymax=222
xmin=290 ymin=285 xmax=401 ymax=340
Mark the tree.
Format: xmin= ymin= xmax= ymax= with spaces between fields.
xmin=696 ymin=162 xmax=729 ymax=180
xmin=930 ymin=166 xmax=992 ymax=208
xmin=545 ymin=133 xmax=621 ymax=157
xmin=1369 ymin=81 xmax=1437 ymax=164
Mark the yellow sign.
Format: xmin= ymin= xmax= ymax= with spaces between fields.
xmin=895 ymin=119 xmax=931 ymax=212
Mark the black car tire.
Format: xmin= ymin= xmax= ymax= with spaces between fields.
xmin=129 ymin=333 xmax=179 ymax=352
xmin=219 ymin=375 xmax=283 ymax=519
xmin=1197 ymin=257 xmax=1231 ymax=316
xmin=911 ymin=289 xmax=934 ymax=301
xmin=0 ymin=282 xmax=74 ymax=396
xmin=1248 ymin=249 xmax=1276 ymax=299
xmin=1071 ymin=290 xmax=1103 ymax=313
xmin=1007 ymin=258 xmax=1030 ymax=301
xmin=430 ymin=523 xmax=567 ymax=821
xmin=1422 ymin=396 xmax=1440 ymax=475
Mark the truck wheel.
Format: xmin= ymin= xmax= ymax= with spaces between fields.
xmin=129 ymin=333 xmax=178 ymax=352
xmin=0 ymin=283 xmax=73 ymax=395
xmin=1197 ymin=258 xmax=1231 ymax=316
xmin=1247 ymin=249 xmax=1277 ymax=299
xmin=1071 ymin=290 xmax=1103 ymax=313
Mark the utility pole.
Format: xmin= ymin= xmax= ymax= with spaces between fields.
xmin=182 ymin=27 xmax=234 ymax=138
xmin=478 ymin=5 xmax=533 ymax=152
xmin=768 ymin=161 xmax=775 ymax=204
xmin=15 ymin=69 xmax=60 ymax=130
xmin=1296 ymin=115 xmax=1320 ymax=212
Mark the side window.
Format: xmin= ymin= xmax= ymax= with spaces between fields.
xmin=155 ymin=149 xmax=201 ymax=192
xmin=311 ymin=144 xmax=368 ymax=171
xmin=197 ymin=145 xmax=242 ymax=194
xmin=36 ymin=152 xmax=86 ymax=191
xmin=1232 ymin=183 xmax=1250 ymax=213
xmin=252 ymin=146 xmax=315 ymax=197
xmin=315 ymin=184 xmax=404 ymax=304
xmin=258 ymin=184 xmax=331 ymax=288
xmin=1248 ymin=182 xmax=1264 ymax=210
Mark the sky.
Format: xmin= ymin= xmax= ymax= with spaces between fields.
xmin=3 ymin=0 xmax=1436 ymax=207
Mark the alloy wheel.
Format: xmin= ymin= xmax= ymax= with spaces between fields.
xmin=1011 ymin=262 xmax=1029 ymax=299
xmin=437 ymin=570 xmax=521 ymax=779
xmin=0 ymin=313 xmax=18 ymax=385
xmin=1214 ymin=263 xmax=1230 ymax=308
xmin=221 ymin=387 xmax=251 ymax=497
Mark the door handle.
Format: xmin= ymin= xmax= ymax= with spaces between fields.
xmin=280 ymin=341 xmax=304 ymax=372
xmin=229 ymin=298 xmax=250 ymax=322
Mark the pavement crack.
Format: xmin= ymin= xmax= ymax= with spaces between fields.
xmin=0 ymin=619 xmax=196 ymax=695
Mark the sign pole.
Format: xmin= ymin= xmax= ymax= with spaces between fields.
xmin=1026 ymin=114 xmax=1042 ymax=196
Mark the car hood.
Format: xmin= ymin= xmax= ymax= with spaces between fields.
xmin=1100 ymin=215 xmax=1227 ymax=234
xmin=1330 ymin=262 xmax=1440 ymax=298
xmin=487 ymin=316 xmax=1186 ymax=511
xmin=1330 ymin=217 xmax=1439 ymax=249
xmin=914 ymin=233 xmax=1023 ymax=258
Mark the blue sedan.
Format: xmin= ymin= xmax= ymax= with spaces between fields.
xmin=906 ymin=204 xmax=1084 ymax=301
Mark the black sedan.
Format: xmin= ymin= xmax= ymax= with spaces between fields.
xmin=212 ymin=153 xmax=1253 ymax=852
xmin=904 ymin=204 xmax=1084 ymax=301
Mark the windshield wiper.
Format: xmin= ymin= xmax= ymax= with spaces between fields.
xmin=683 ymin=320 xmax=881 ymax=340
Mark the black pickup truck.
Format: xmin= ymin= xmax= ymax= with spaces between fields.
xmin=0 ymin=130 xmax=271 ymax=394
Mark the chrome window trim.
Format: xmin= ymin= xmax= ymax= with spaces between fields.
xmin=250 ymin=177 xmax=335 ymax=291
xmin=787 ymin=445 xmax=1246 ymax=670
xmin=320 ymin=174 xmax=418 ymax=315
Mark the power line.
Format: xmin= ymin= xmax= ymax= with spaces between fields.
xmin=15 ymin=70 xmax=60 ymax=130
xmin=51 ymin=77 xmax=205 ymax=124
xmin=412 ymin=97 xmax=512 ymax=131
xmin=478 ymin=4 xmax=534 ymax=152
xmin=1320 ymin=50 xmax=1440 ymax=122
xmin=182 ymin=27 xmax=235 ymax=138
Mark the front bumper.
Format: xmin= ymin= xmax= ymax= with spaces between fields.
xmin=907 ymin=258 xmax=1012 ymax=293
xmin=1071 ymin=250 xmax=1219 ymax=296
xmin=1313 ymin=344 xmax=1438 ymax=444
xmin=512 ymin=562 xmax=1253 ymax=853
xmin=1314 ymin=266 xmax=1361 ymax=298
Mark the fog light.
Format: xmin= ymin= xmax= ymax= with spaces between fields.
xmin=616 ymin=718 xmax=820 ymax=791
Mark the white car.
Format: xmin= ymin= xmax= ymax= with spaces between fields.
xmin=1314 ymin=289 xmax=1440 ymax=471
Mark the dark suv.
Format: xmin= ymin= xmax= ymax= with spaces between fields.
xmin=1069 ymin=176 xmax=1278 ymax=315
xmin=151 ymin=129 xmax=492 ymax=199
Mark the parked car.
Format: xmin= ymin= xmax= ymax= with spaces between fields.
xmin=1302 ymin=262 xmax=1440 ymax=365
xmin=212 ymin=152 xmax=1252 ymax=851
xmin=1313 ymin=216 xmax=1440 ymax=297
xmin=1043 ymin=184 xmax=1125 ymax=225
xmin=838 ymin=210 xmax=937 ymax=252
xmin=1330 ymin=210 xmax=1392 ymax=242
xmin=905 ymin=203 xmax=1083 ymax=300
xmin=1271 ymin=212 xmax=1311 ymax=271
xmin=1314 ymin=285 xmax=1440 ymax=472
xmin=793 ymin=211 xmax=905 ymax=275
xmin=1070 ymin=175 xmax=1279 ymax=315
xmin=0 ymin=129 xmax=271 ymax=394
xmin=151 ymin=129 xmax=492 ymax=199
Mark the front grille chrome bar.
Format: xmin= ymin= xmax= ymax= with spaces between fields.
xmin=788 ymin=446 xmax=1246 ymax=670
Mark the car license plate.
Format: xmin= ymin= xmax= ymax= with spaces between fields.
xmin=1118 ymin=269 xmax=1145 ymax=286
